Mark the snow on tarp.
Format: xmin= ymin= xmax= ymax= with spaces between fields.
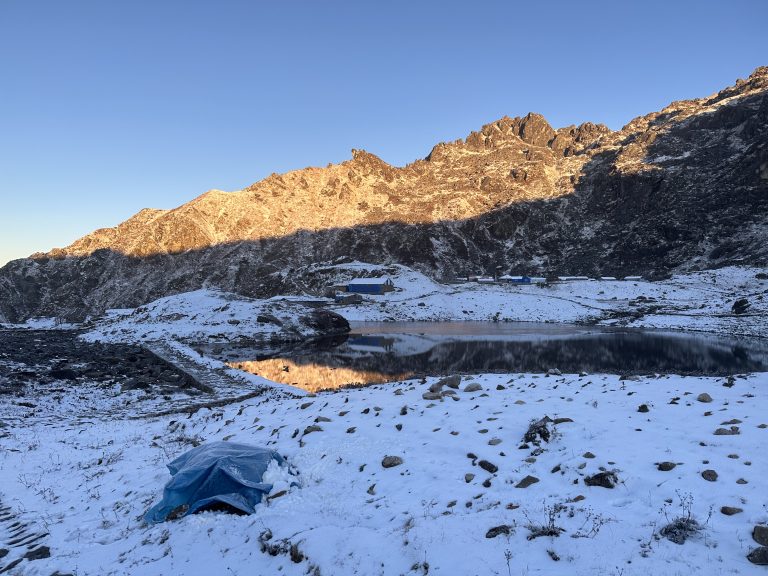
xmin=145 ymin=442 xmax=285 ymax=523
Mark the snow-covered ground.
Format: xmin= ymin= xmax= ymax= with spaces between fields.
xmin=1 ymin=264 xmax=767 ymax=574
xmin=1 ymin=370 xmax=767 ymax=575
xmin=50 ymin=263 xmax=765 ymax=345
xmin=329 ymin=264 xmax=768 ymax=338
xmin=80 ymin=289 xmax=343 ymax=344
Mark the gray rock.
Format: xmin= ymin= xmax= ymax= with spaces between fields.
xmin=422 ymin=391 xmax=442 ymax=400
xmin=486 ymin=525 xmax=513 ymax=538
xmin=748 ymin=547 xmax=768 ymax=565
xmin=465 ymin=473 xmax=475 ymax=483
xmin=584 ymin=471 xmax=618 ymax=488
xmin=463 ymin=383 xmax=483 ymax=393
xmin=546 ymin=368 xmax=562 ymax=376
xmin=657 ymin=462 xmax=677 ymax=471
xmin=697 ymin=392 xmax=713 ymax=403
xmin=478 ymin=460 xmax=498 ymax=474
xmin=714 ymin=426 xmax=740 ymax=435
xmin=438 ymin=375 xmax=461 ymax=389
xmin=303 ymin=425 xmax=323 ymax=435
xmin=701 ymin=469 xmax=718 ymax=482
xmin=754 ymin=525 xmax=768 ymax=546
xmin=720 ymin=506 xmax=743 ymax=516
xmin=428 ymin=381 xmax=443 ymax=393
xmin=381 ymin=455 xmax=403 ymax=468
xmin=732 ymin=298 xmax=751 ymax=315
xmin=637 ymin=404 xmax=650 ymax=413
xmin=515 ymin=475 xmax=540 ymax=488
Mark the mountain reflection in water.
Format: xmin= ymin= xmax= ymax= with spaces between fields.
xmin=199 ymin=322 xmax=768 ymax=392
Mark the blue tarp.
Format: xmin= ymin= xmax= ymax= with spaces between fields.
xmin=145 ymin=442 xmax=285 ymax=523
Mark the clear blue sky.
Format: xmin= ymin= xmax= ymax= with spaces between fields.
xmin=1 ymin=0 xmax=766 ymax=265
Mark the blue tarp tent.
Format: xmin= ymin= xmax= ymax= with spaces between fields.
xmin=145 ymin=442 xmax=285 ymax=523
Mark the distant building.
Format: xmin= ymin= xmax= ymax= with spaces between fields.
xmin=529 ymin=277 xmax=547 ymax=285
xmin=346 ymin=277 xmax=395 ymax=295
xmin=334 ymin=293 xmax=363 ymax=304
xmin=499 ymin=275 xmax=532 ymax=284
xmin=599 ymin=276 xmax=618 ymax=281
xmin=556 ymin=276 xmax=590 ymax=282
xmin=623 ymin=276 xmax=643 ymax=281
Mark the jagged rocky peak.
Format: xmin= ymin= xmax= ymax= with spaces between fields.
xmin=427 ymin=112 xmax=613 ymax=161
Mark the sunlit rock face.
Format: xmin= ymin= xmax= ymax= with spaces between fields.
xmin=229 ymin=359 xmax=415 ymax=393
xmin=1 ymin=67 xmax=767 ymax=321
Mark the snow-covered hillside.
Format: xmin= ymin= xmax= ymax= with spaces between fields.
xmin=328 ymin=264 xmax=768 ymax=338
xmin=82 ymin=289 xmax=348 ymax=344
xmin=76 ymin=264 xmax=768 ymax=344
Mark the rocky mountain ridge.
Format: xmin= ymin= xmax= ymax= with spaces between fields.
xmin=1 ymin=67 xmax=767 ymax=321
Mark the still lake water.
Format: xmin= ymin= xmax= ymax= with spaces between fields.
xmin=197 ymin=322 xmax=768 ymax=392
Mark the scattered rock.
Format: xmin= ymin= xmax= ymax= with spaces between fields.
xmin=464 ymin=383 xmax=483 ymax=393
xmin=303 ymin=425 xmax=322 ymax=435
xmin=381 ymin=456 xmax=403 ymax=468
xmin=438 ymin=375 xmax=461 ymax=389
xmin=657 ymin=462 xmax=677 ymax=472
xmin=584 ymin=471 xmax=618 ymax=488
xmin=488 ymin=438 xmax=502 ymax=446
xmin=583 ymin=452 xmax=595 ymax=459
xmin=732 ymin=298 xmax=751 ymax=314
xmin=637 ymin=404 xmax=650 ymax=413
xmin=486 ymin=525 xmax=513 ymax=538
xmin=701 ymin=469 xmax=718 ymax=482
xmin=696 ymin=393 xmax=713 ymax=403
xmin=465 ymin=473 xmax=475 ymax=483
xmin=714 ymin=426 xmax=740 ymax=435
xmin=720 ymin=506 xmax=743 ymax=516
xmin=478 ymin=460 xmax=498 ymax=474
xmin=748 ymin=547 xmax=768 ymax=565
xmin=515 ymin=475 xmax=540 ymax=488
xmin=428 ymin=381 xmax=443 ymax=393
xmin=546 ymin=368 xmax=562 ymax=376
xmin=737 ymin=478 xmax=749 ymax=484
xmin=754 ymin=525 xmax=768 ymax=546
xmin=553 ymin=417 xmax=573 ymax=424
xmin=422 ymin=391 xmax=442 ymax=400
